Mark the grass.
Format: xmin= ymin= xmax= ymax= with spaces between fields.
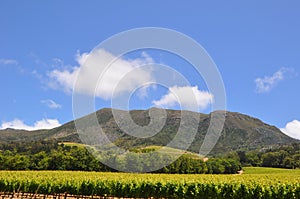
xmin=243 ymin=166 xmax=300 ymax=174
xmin=61 ymin=142 xmax=86 ymax=148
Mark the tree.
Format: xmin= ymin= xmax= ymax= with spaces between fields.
xmin=30 ymin=151 xmax=48 ymax=170
xmin=206 ymin=159 xmax=225 ymax=174
xmin=8 ymin=154 xmax=30 ymax=170
xmin=283 ymin=157 xmax=295 ymax=169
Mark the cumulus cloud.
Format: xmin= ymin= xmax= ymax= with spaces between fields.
xmin=152 ymin=86 xmax=213 ymax=111
xmin=48 ymin=67 xmax=80 ymax=93
xmin=0 ymin=58 xmax=18 ymax=65
xmin=0 ymin=118 xmax=61 ymax=131
xmin=280 ymin=120 xmax=300 ymax=140
xmin=255 ymin=67 xmax=293 ymax=93
xmin=41 ymin=99 xmax=62 ymax=109
xmin=48 ymin=49 xmax=155 ymax=99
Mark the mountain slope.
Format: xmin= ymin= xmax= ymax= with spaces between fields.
xmin=0 ymin=108 xmax=298 ymax=155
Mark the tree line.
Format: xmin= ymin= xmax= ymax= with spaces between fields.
xmin=223 ymin=143 xmax=300 ymax=169
xmin=0 ymin=141 xmax=241 ymax=174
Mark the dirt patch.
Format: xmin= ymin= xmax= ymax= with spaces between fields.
xmin=237 ymin=170 xmax=244 ymax=175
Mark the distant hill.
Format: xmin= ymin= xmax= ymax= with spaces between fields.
xmin=0 ymin=108 xmax=298 ymax=155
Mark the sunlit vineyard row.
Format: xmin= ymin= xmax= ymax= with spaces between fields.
xmin=0 ymin=168 xmax=299 ymax=198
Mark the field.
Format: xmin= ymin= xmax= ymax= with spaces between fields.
xmin=0 ymin=167 xmax=299 ymax=198
xmin=243 ymin=166 xmax=300 ymax=174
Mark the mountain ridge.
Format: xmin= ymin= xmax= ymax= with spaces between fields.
xmin=0 ymin=108 xmax=298 ymax=155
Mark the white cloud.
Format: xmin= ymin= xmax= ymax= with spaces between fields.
xmin=31 ymin=70 xmax=43 ymax=80
xmin=48 ymin=49 xmax=155 ymax=99
xmin=152 ymin=86 xmax=213 ymax=111
xmin=52 ymin=58 xmax=64 ymax=67
xmin=0 ymin=118 xmax=61 ymax=131
xmin=280 ymin=120 xmax=300 ymax=140
xmin=48 ymin=67 xmax=80 ymax=93
xmin=41 ymin=99 xmax=62 ymax=109
xmin=0 ymin=58 xmax=18 ymax=65
xmin=255 ymin=67 xmax=292 ymax=93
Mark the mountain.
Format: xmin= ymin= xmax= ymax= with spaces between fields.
xmin=0 ymin=108 xmax=298 ymax=155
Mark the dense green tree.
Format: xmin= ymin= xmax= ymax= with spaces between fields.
xmin=283 ymin=157 xmax=296 ymax=169
xmin=8 ymin=154 xmax=30 ymax=170
xmin=207 ymin=159 xmax=226 ymax=174
xmin=0 ymin=141 xmax=242 ymax=174
xmin=234 ymin=143 xmax=300 ymax=169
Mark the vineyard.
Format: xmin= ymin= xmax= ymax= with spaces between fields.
xmin=0 ymin=168 xmax=300 ymax=198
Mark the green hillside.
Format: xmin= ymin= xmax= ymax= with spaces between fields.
xmin=0 ymin=108 xmax=298 ymax=156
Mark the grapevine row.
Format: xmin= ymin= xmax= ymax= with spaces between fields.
xmin=0 ymin=171 xmax=299 ymax=199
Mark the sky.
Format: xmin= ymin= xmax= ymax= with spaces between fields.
xmin=0 ymin=1 xmax=300 ymax=139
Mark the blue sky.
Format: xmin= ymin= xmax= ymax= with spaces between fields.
xmin=0 ymin=1 xmax=300 ymax=139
